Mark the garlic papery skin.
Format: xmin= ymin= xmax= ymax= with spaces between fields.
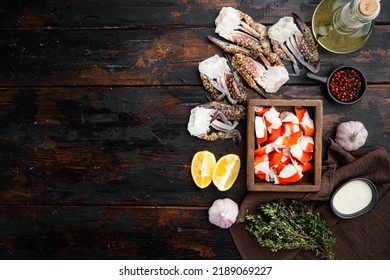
xmin=335 ymin=121 xmax=368 ymax=151
xmin=208 ymin=198 xmax=239 ymax=229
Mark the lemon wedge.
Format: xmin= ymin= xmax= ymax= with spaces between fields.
xmin=212 ymin=154 xmax=240 ymax=191
xmin=191 ymin=150 xmax=216 ymax=188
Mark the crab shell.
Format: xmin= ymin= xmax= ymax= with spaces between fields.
xmin=268 ymin=15 xmax=320 ymax=74
xmin=187 ymin=102 xmax=245 ymax=143
xmin=198 ymin=55 xmax=246 ymax=103
xmin=232 ymin=53 xmax=289 ymax=95
xmin=214 ymin=7 xmax=280 ymax=68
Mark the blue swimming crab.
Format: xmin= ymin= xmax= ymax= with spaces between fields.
xmin=187 ymin=101 xmax=245 ymax=143
xmin=268 ymin=13 xmax=320 ymax=75
xmin=206 ymin=7 xmax=289 ymax=97
xmin=231 ymin=53 xmax=289 ymax=98
xmin=209 ymin=6 xmax=282 ymax=69
xmin=198 ymin=54 xmax=247 ymax=104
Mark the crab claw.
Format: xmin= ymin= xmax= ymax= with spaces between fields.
xmin=291 ymin=12 xmax=320 ymax=73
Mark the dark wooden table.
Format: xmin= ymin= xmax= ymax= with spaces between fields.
xmin=0 ymin=0 xmax=389 ymax=259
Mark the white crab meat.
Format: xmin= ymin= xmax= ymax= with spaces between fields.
xmin=246 ymin=56 xmax=289 ymax=93
xmin=187 ymin=106 xmax=215 ymax=137
xmin=198 ymin=55 xmax=229 ymax=83
xmin=215 ymin=7 xmax=242 ymax=39
xmin=215 ymin=7 xmax=266 ymax=41
xmin=268 ymin=17 xmax=300 ymax=44
xmin=261 ymin=65 xmax=289 ymax=93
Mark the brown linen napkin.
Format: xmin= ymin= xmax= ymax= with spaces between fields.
xmin=230 ymin=139 xmax=390 ymax=259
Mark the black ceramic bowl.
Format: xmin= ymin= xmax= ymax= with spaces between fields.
xmin=305 ymin=66 xmax=367 ymax=105
xmin=330 ymin=178 xmax=378 ymax=219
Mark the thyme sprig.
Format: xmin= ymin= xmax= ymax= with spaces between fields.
xmin=245 ymin=199 xmax=336 ymax=260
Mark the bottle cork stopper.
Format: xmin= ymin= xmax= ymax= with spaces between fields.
xmin=359 ymin=0 xmax=379 ymax=16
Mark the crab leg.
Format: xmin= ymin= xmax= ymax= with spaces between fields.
xmin=288 ymin=35 xmax=320 ymax=73
xmin=210 ymin=119 xmax=239 ymax=132
xmin=224 ymin=53 xmax=247 ymax=103
xmin=291 ymin=13 xmax=321 ymax=73
xmin=231 ymin=54 xmax=268 ymax=98
xmin=279 ymin=42 xmax=301 ymax=75
xmin=198 ymin=130 xmax=241 ymax=143
xmin=207 ymin=36 xmax=252 ymax=56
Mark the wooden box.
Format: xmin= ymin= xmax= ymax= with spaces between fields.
xmin=247 ymin=99 xmax=323 ymax=192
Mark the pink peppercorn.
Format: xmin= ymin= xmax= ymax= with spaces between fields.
xmin=329 ymin=69 xmax=362 ymax=102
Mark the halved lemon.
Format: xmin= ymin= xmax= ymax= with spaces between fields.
xmin=191 ymin=150 xmax=216 ymax=189
xmin=212 ymin=154 xmax=241 ymax=191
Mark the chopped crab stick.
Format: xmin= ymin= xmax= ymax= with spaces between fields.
xmin=281 ymin=130 xmax=303 ymax=147
xmin=254 ymin=143 xmax=274 ymax=156
xmin=269 ymin=150 xmax=284 ymax=168
xmin=274 ymin=164 xmax=303 ymax=184
xmin=281 ymin=122 xmax=301 ymax=136
xmin=254 ymin=154 xmax=269 ymax=165
xmin=299 ymin=135 xmax=314 ymax=153
xmin=295 ymin=107 xmax=315 ymax=136
xmin=254 ymin=106 xmax=270 ymax=116
xmin=290 ymin=155 xmax=313 ymax=173
xmin=290 ymin=143 xmax=312 ymax=165
xmin=299 ymin=161 xmax=313 ymax=173
xmin=263 ymin=106 xmax=282 ymax=132
xmin=294 ymin=106 xmax=307 ymax=122
xmin=266 ymin=126 xmax=282 ymax=144
xmin=280 ymin=111 xmax=299 ymax=124
xmin=254 ymin=161 xmax=271 ymax=181
xmin=274 ymin=161 xmax=288 ymax=174
xmin=255 ymin=116 xmax=267 ymax=147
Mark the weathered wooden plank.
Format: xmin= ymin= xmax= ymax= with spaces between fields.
xmin=0 ymin=85 xmax=388 ymax=205
xmin=0 ymin=205 xmax=240 ymax=259
xmin=2 ymin=0 xmax=388 ymax=29
xmin=0 ymin=26 xmax=389 ymax=87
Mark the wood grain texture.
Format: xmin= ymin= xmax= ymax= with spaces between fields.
xmin=0 ymin=205 xmax=239 ymax=259
xmin=0 ymin=27 xmax=389 ymax=86
xmin=0 ymin=0 xmax=389 ymax=260
xmin=5 ymin=0 xmax=390 ymax=29
xmin=0 ymin=85 xmax=388 ymax=206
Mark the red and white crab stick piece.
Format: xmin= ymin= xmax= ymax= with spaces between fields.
xmin=290 ymin=156 xmax=313 ymax=173
xmin=254 ymin=161 xmax=271 ymax=182
xmin=281 ymin=130 xmax=303 ymax=147
xmin=269 ymin=150 xmax=284 ymax=169
xmin=280 ymin=111 xmax=299 ymax=124
xmin=254 ymin=106 xmax=270 ymax=117
xmin=254 ymin=143 xmax=274 ymax=157
xmin=281 ymin=122 xmax=301 ymax=136
xmin=299 ymin=135 xmax=314 ymax=153
xmin=295 ymin=107 xmax=315 ymax=136
xmin=290 ymin=143 xmax=312 ymax=165
xmin=255 ymin=116 xmax=267 ymax=147
xmin=263 ymin=106 xmax=282 ymax=132
xmin=274 ymin=164 xmax=303 ymax=184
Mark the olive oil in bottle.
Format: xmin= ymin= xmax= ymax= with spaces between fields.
xmin=312 ymin=0 xmax=381 ymax=54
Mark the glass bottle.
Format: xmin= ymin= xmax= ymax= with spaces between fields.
xmin=312 ymin=0 xmax=381 ymax=54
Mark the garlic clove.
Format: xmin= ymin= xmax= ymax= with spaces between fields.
xmin=335 ymin=121 xmax=368 ymax=151
xmin=208 ymin=198 xmax=239 ymax=229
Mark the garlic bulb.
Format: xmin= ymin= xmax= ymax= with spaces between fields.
xmin=208 ymin=198 xmax=239 ymax=229
xmin=335 ymin=121 xmax=368 ymax=151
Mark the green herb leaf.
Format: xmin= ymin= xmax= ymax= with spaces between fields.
xmin=245 ymin=199 xmax=336 ymax=260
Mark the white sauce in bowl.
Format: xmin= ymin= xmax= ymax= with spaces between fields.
xmin=332 ymin=179 xmax=373 ymax=215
